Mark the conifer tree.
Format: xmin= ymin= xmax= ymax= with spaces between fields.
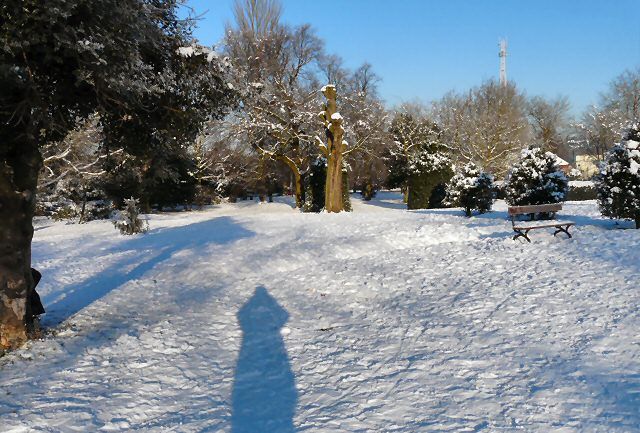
xmin=596 ymin=125 xmax=640 ymax=228
xmin=504 ymin=147 xmax=568 ymax=206
xmin=113 ymin=197 xmax=148 ymax=235
xmin=446 ymin=162 xmax=494 ymax=217
xmin=303 ymin=158 xmax=327 ymax=213
xmin=406 ymin=144 xmax=452 ymax=210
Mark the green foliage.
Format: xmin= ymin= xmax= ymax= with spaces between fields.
xmin=100 ymin=154 xmax=144 ymax=208
xmin=193 ymin=184 xmax=221 ymax=208
xmin=342 ymin=166 xmax=352 ymax=212
xmin=383 ymin=149 xmax=409 ymax=190
xmin=303 ymin=158 xmax=326 ymax=213
xmin=1 ymin=0 xmax=234 ymax=208
xmin=406 ymin=145 xmax=452 ymax=210
xmin=386 ymin=112 xmax=442 ymax=190
xmin=407 ymin=173 xmax=438 ymax=210
xmin=407 ymin=169 xmax=453 ymax=210
xmin=428 ymin=183 xmax=450 ymax=208
xmin=504 ymin=147 xmax=569 ymax=205
xmin=446 ymin=162 xmax=494 ymax=217
xmin=360 ymin=182 xmax=376 ymax=201
xmin=566 ymin=182 xmax=597 ymax=201
xmin=51 ymin=206 xmax=78 ymax=222
xmin=387 ymin=111 xmax=452 ymax=209
xmin=596 ymin=126 xmax=640 ymax=228
xmin=145 ymin=152 xmax=197 ymax=209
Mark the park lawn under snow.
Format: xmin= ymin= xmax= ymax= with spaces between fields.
xmin=1 ymin=192 xmax=639 ymax=432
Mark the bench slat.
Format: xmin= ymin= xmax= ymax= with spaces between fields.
xmin=513 ymin=220 xmax=575 ymax=230
xmin=508 ymin=203 xmax=562 ymax=215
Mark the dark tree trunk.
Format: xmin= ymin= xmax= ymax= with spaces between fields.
xmin=293 ymin=171 xmax=303 ymax=209
xmin=635 ymin=212 xmax=640 ymax=229
xmin=0 ymin=135 xmax=41 ymax=350
xmin=79 ymin=188 xmax=88 ymax=223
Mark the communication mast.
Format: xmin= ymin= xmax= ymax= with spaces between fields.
xmin=499 ymin=39 xmax=507 ymax=87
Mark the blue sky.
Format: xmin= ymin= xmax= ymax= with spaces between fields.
xmin=184 ymin=0 xmax=640 ymax=116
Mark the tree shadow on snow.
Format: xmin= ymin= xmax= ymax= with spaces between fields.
xmin=358 ymin=197 xmax=408 ymax=210
xmin=228 ymin=286 xmax=297 ymax=433
xmin=41 ymin=216 xmax=254 ymax=327
xmin=516 ymin=348 xmax=640 ymax=430
xmin=354 ymin=191 xmax=407 ymax=210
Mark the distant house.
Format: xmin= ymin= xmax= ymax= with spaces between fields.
xmin=575 ymin=154 xmax=600 ymax=179
xmin=554 ymin=155 xmax=572 ymax=174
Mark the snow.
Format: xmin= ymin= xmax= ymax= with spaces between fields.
xmin=555 ymin=155 xmax=570 ymax=166
xmin=569 ymin=180 xmax=595 ymax=187
xmin=176 ymin=47 xmax=195 ymax=57
xmin=512 ymin=219 xmax=575 ymax=229
xmin=1 ymin=193 xmax=639 ymax=432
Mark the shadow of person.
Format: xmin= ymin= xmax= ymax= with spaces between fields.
xmin=231 ymin=286 xmax=297 ymax=433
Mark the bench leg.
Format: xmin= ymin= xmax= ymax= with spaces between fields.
xmin=513 ymin=229 xmax=531 ymax=243
xmin=553 ymin=225 xmax=572 ymax=239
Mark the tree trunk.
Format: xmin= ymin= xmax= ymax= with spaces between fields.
xmin=79 ymin=188 xmax=88 ymax=223
xmin=321 ymin=85 xmax=346 ymax=213
xmin=269 ymin=156 xmax=303 ymax=209
xmin=1 ymin=137 xmax=41 ymax=350
xmin=635 ymin=211 xmax=640 ymax=229
xmin=294 ymin=171 xmax=303 ymax=208
xmin=325 ymin=145 xmax=344 ymax=212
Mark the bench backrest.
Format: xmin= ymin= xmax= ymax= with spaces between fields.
xmin=508 ymin=203 xmax=562 ymax=216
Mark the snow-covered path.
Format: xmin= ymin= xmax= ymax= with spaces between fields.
xmin=1 ymin=193 xmax=639 ymax=432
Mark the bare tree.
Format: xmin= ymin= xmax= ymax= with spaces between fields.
xmin=38 ymin=114 xmax=124 ymax=221
xmin=340 ymin=63 xmax=390 ymax=196
xmin=352 ymin=62 xmax=379 ymax=97
xmin=527 ymin=95 xmax=571 ymax=157
xmin=226 ymin=0 xmax=287 ymax=83
xmin=571 ymin=105 xmax=626 ymax=161
xmin=224 ymin=0 xmax=325 ymax=208
xmin=570 ymin=68 xmax=640 ymax=161
xmin=200 ymin=123 xmax=262 ymax=200
xmin=602 ymin=67 xmax=640 ymax=124
xmin=318 ymin=54 xmax=349 ymax=91
xmin=571 ymin=68 xmax=640 ymax=162
xmin=433 ymin=81 xmax=530 ymax=177
xmin=232 ymin=0 xmax=282 ymax=37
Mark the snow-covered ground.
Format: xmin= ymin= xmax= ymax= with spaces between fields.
xmin=1 ymin=192 xmax=639 ymax=432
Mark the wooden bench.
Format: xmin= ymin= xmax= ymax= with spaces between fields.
xmin=508 ymin=203 xmax=575 ymax=242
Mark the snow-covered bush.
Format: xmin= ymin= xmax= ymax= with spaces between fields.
xmin=446 ymin=162 xmax=494 ymax=217
xmin=51 ymin=204 xmax=78 ymax=221
xmin=504 ymin=147 xmax=568 ymax=205
xmin=37 ymin=173 xmax=112 ymax=222
xmin=568 ymin=168 xmax=583 ymax=180
xmin=113 ymin=197 xmax=148 ymax=235
xmin=596 ymin=125 xmax=640 ymax=228
xmin=407 ymin=146 xmax=452 ymax=210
